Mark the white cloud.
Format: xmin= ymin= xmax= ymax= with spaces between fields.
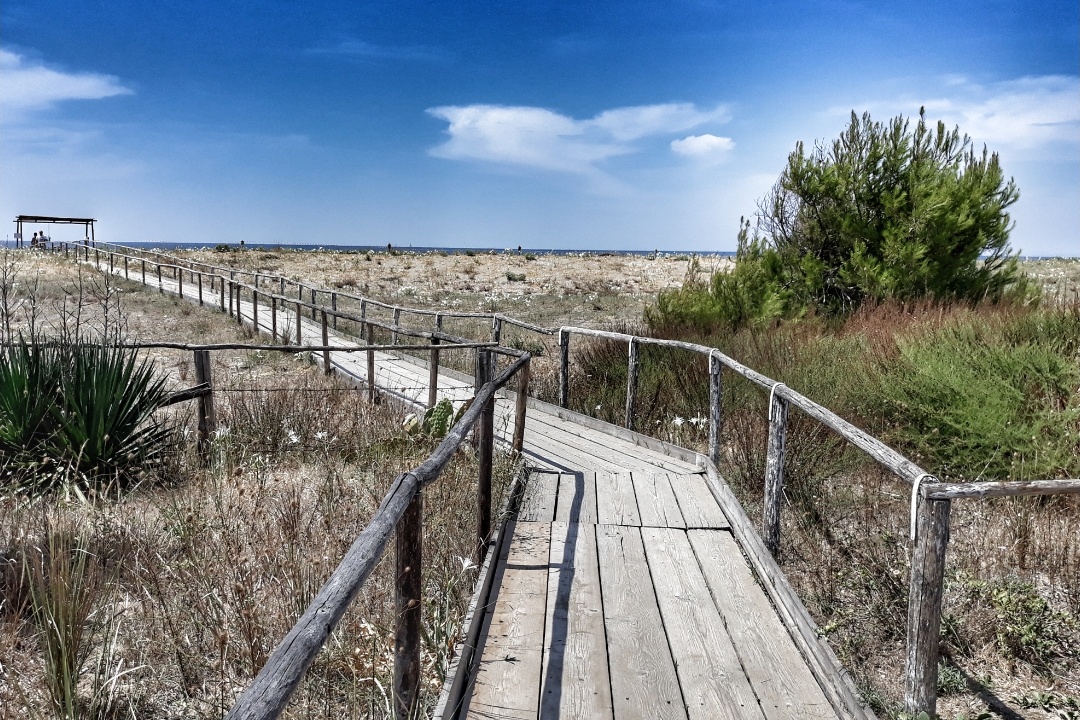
xmin=590 ymin=103 xmax=729 ymax=141
xmin=427 ymin=102 xmax=730 ymax=182
xmin=0 ymin=50 xmax=132 ymax=117
xmin=671 ymin=133 xmax=735 ymax=159
xmin=307 ymin=37 xmax=445 ymax=62
xmin=925 ymin=76 xmax=1079 ymax=150
xmin=834 ymin=75 xmax=1079 ymax=153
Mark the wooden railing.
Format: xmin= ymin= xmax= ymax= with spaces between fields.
xmin=48 ymin=239 xmax=1080 ymax=717
xmin=556 ymin=325 xmax=1080 ymax=717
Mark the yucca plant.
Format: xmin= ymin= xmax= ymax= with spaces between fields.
xmin=49 ymin=341 xmax=173 ymax=490
xmin=0 ymin=342 xmax=65 ymax=482
xmin=0 ymin=339 xmax=173 ymax=493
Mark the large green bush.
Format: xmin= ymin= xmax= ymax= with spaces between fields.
xmin=651 ymin=109 xmax=1031 ymax=332
xmin=0 ymin=340 xmax=173 ymax=493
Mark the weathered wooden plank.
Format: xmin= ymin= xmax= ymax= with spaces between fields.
xmin=541 ymin=523 xmax=613 ymax=719
xmin=642 ymin=527 xmax=765 ymax=720
xmin=522 ymin=417 xmax=694 ymax=475
xmin=670 ymin=474 xmax=729 ymax=530
xmin=596 ymin=525 xmax=685 ymax=720
xmin=518 ymin=471 xmax=560 ymax=523
xmin=555 ymin=471 xmax=598 ymax=524
xmin=904 ymin=497 xmax=951 ymax=717
xmin=634 ymin=473 xmax=685 ymax=529
xmin=689 ymin=530 xmax=835 ymax=719
xmin=464 ymin=521 xmax=551 ymax=720
xmin=595 ymin=471 xmax=641 ymax=526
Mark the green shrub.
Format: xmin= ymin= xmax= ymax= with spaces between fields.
xmin=650 ymin=109 xmax=1033 ymax=333
xmin=0 ymin=340 xmax=173 ymax=493
xmin=505 ymin=271 xmax=526 ymax=282
xmin=862 ymin=309 xmax=1080 ymax=480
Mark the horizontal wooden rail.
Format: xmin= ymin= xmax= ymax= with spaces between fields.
xmin=924 ymin=478 xmax=1080 ymax=500
xmin=4 ymin=340 xmax=496 ymax=354
xmin=225 ymin=352 xmax=530 ymax=720
xmin=161 ymin=382 xmax=212 ymax=406
xmin=77 ymin=242 xmax=556 ymax=335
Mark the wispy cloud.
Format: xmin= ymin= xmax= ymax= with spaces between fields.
xmin=426 ymin=102 xmax=730 ymax=186
xmin=307 ymin=37 xmax=446 ymax=62
xmin=834 ymin=75 xmax=1080 ymax=152
xmin=671 ymin=133 xmax=735 ymax=161
xmin=0 ymin=50 xmax=132 ymax=118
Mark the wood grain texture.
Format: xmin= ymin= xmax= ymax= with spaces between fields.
xmin=642 ymin=527 xmax=765 ymax=720
xmin=465 ymin=521 xmax=551 ymax=720
xmin=595 ymin=471 xmax=641 ymax=526
xmin=689 ymin=530 xmax=835 ymax=719
xmin=541 ymin=523 xmax=613 ymax=719
xmin=555 ymin=472 xmax=598 ymax=524
xmin=904 ymin=497 xmax=951 ymax=717
xmin=669 ymin=474 xmax=728 ymax=530
xmin=596 ymin=525 xmax=686 ymax=720
xmin=634 ymin=473 xmax=685 ymax=529
xmin=519 ymin=472 xmax=560 ymax=523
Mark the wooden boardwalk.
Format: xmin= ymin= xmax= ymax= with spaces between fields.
xmin=94 ymin=254 xmax=851 ymax=720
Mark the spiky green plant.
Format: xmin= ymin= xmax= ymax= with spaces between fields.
xmin=0 ymin=339 xmax=173 ymax=493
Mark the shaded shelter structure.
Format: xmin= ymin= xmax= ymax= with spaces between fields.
xmin=13 ymin=215 xmax=96 ymax=248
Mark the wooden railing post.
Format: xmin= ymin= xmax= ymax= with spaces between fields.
xmin=271 ymin=296 xmax=278 ymax=341
xmin=475 ymin=349 xmax=494 ymax=561
xmin=359 ymin=300 xmax=368 ymax=341
xmin=427 ymin=336 xmax=440 ymax=408
xmin=124 ymin=256 xmax=129 ymax=279
xmin=904 ymin=494 xmax=951 ymax=717
xmin=625 ymin=337 xmax=639 ymax=430
xmin=491 ymin=316 xmax=502 ymax=344
xmin=177 ymin=267 xmax=183 ymax=296
xmin=392 ymin=308 xmax=401 ymax=346
xmin=320 ymin=310 xmax=331 ymax=375
xmin=763 ymin=388 xmax=788 ymax=557
xmin=331 ymin=292 xmax=338 ymax=330
xmin=709 ymin=351 xmax=723 ymax=467
xmin=108 ymin=252 xmax=114 ymax=272
xmin=295 ymin=300 xmax=303 ymax=345
xmin=194 ymin=350 xmax=216 ymax=461
xmin=558 ymin=329 xmax=569 ymax=409
xmin=393 ymin=488 xmax=423 ymax=720
xmin=157 ymin=265 xmax=163 ymax=293
xmin=513 ymin=356 xmax=531 ymax=454
xmin=197 ymin=272 xmax=204 ymax=305
xmin=252 ymin=289 xmax=260 ymax=333
xmin=235 ymin=284 xmax=243 ymax=326
xmin=310 ymin=288 xmax=317 ymax=320
xmin=279 ymin=276 xmax=285 ymax=295
xmin=366 ymin=322 xmax=377 ymax=403
xmin=219 ymin=275 xmax=226 ymax=311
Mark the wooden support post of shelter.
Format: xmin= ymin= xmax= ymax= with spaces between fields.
xmin=905 ymin=493 xmax=951 ymax=717
xmin=513 ymin=356 xmax=530 ymax=455
xmin=763 ymin=388 xmax=788 ymax=557
xmin=475 ymin=349 xmax=495 ymax=562
xmin=321 ymin=310 xmax=331 ymax=376
xmin=558 ymin=329 xmax=569 ymax=409
xmin=625 ymin=337 xmax=639 ymax=430
xmin=709 ymin=351 xmax=723 ymax=467
xmin=393 ymin=488 xmax=423 ymax=720
xmin=193 ymin=350 xmax=216 ymax=461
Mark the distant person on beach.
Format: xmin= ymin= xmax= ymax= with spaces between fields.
xmin=31 ymin=232 xmax=39 ymax=247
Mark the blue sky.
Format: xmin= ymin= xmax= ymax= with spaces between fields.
xmin=2 ymin=1 xmax=1077 ymax=255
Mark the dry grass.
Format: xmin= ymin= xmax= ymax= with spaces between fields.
xmin=0 ymin=249 xmax=520 ymax=718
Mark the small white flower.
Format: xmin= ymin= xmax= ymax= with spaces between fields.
xmin=672 ymin=416 xmax=685 ymax=427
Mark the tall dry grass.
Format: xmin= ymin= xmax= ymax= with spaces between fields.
xmin=0 ymin=250 xmax=520 ymax=718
